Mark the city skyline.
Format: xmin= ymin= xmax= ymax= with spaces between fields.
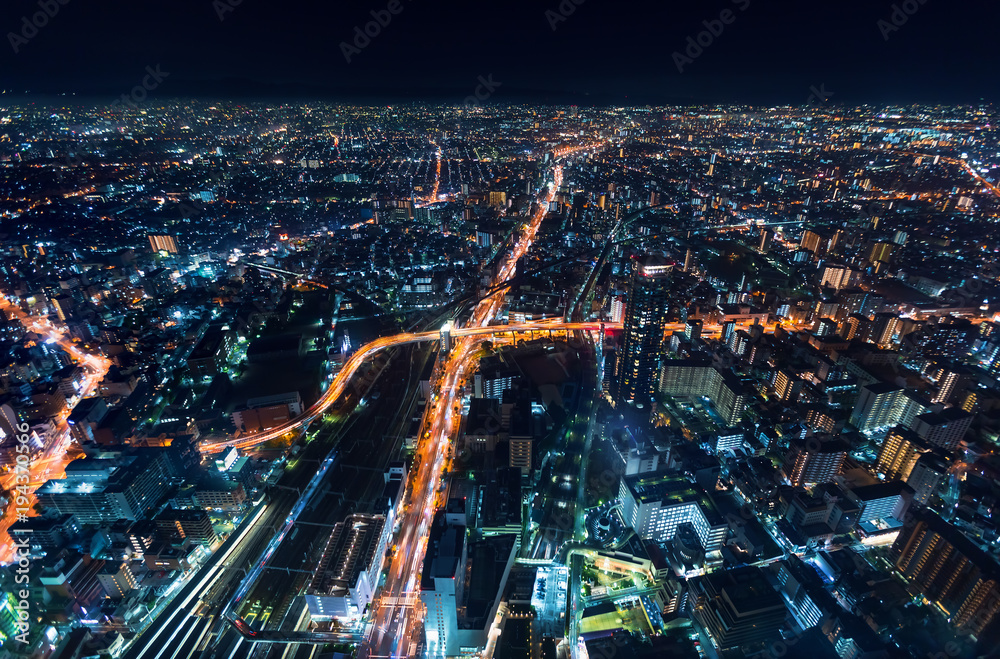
xmin=1 ymin=2 xmax=1000 ymax=658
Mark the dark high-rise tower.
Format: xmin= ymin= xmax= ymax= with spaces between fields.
xmin=613 ymin=256 xmax=671 ymax=406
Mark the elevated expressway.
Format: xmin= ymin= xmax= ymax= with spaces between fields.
xmin=200 ymin=320 xmax=622 ymax=454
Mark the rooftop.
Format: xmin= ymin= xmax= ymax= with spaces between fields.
xmin=624 ymin=471 xmax=724 ymax=525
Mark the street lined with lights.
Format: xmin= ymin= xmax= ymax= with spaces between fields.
xmin=0 ymin=299 xmax=112 ymax=563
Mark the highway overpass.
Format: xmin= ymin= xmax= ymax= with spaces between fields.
xmin=201 ymin=320 xmax=620 ymax=453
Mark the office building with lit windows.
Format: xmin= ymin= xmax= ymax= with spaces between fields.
xmin=419 ymin=511 xmax=516 ymax=657
xmin=613 ymin=256 xmax=672 ymax=405
xmin=421 ymin=513 xmax=468 ymax=656
xmin=619 ymin=471 xmax=727 ymax=551
xmin=820 ymin=263 xmax=854 ymax=291
xmin=931 ymin=363 xmax=976 ymax=405
xmin=850 ymin=382 xmax=903 ymax=432
xmin=800 ymin=230 xmax=830 ymax=256
xmin=869 ymin=312 xmax=900 ymax=347
xmin=36 ymin=454 xmax=173 ymax=524
xmin=97 ymin=562 xmax=138 ymax=600
xmin=187 ymin=322 xmax=237 ymax=379
xmin=907 ymin=452 xmax=951 ymax=505
xmin=0 ymin=593 xmax=29 ymax=644
xmin=154 ymin=507 xmax=218 ymax=545
xmin=772 ymin=369 xmax=802 ymax=403
xmin=775 ymin=556 xmax=839 ymax=630
xmin=51 ymin=294 xmax=74 ymax=322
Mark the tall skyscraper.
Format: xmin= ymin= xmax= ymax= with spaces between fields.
xmin=613 ymin=257 xmax=672 ymax=406
xmin=420 ymin=514 xmax=467 ymax=655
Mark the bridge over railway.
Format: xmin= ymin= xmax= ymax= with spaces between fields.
xmin=201 ymin=320 xmax=621 ymax=453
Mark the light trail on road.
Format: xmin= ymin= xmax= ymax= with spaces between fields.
xmin=0 ymin=299 xmax=112 ymax=563
xmin=417 ymin=142 xmax=443 ymax=208
xmin=361 ymin=144 xmax=605 ymax=658
xmin=202 ymin=321 xmax=617 ymax=454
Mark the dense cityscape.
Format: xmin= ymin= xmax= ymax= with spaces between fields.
xmin=0 ymin=100 xmax=997 ymax=659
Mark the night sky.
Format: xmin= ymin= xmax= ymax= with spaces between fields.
xmin=1 ymin=0 xmax=997 ymax=105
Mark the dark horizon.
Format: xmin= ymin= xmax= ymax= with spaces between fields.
xmin=1 ymin=0 xmax=998 ymax=106
xmin=3 ymin=88 xmax=999 ymax=109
